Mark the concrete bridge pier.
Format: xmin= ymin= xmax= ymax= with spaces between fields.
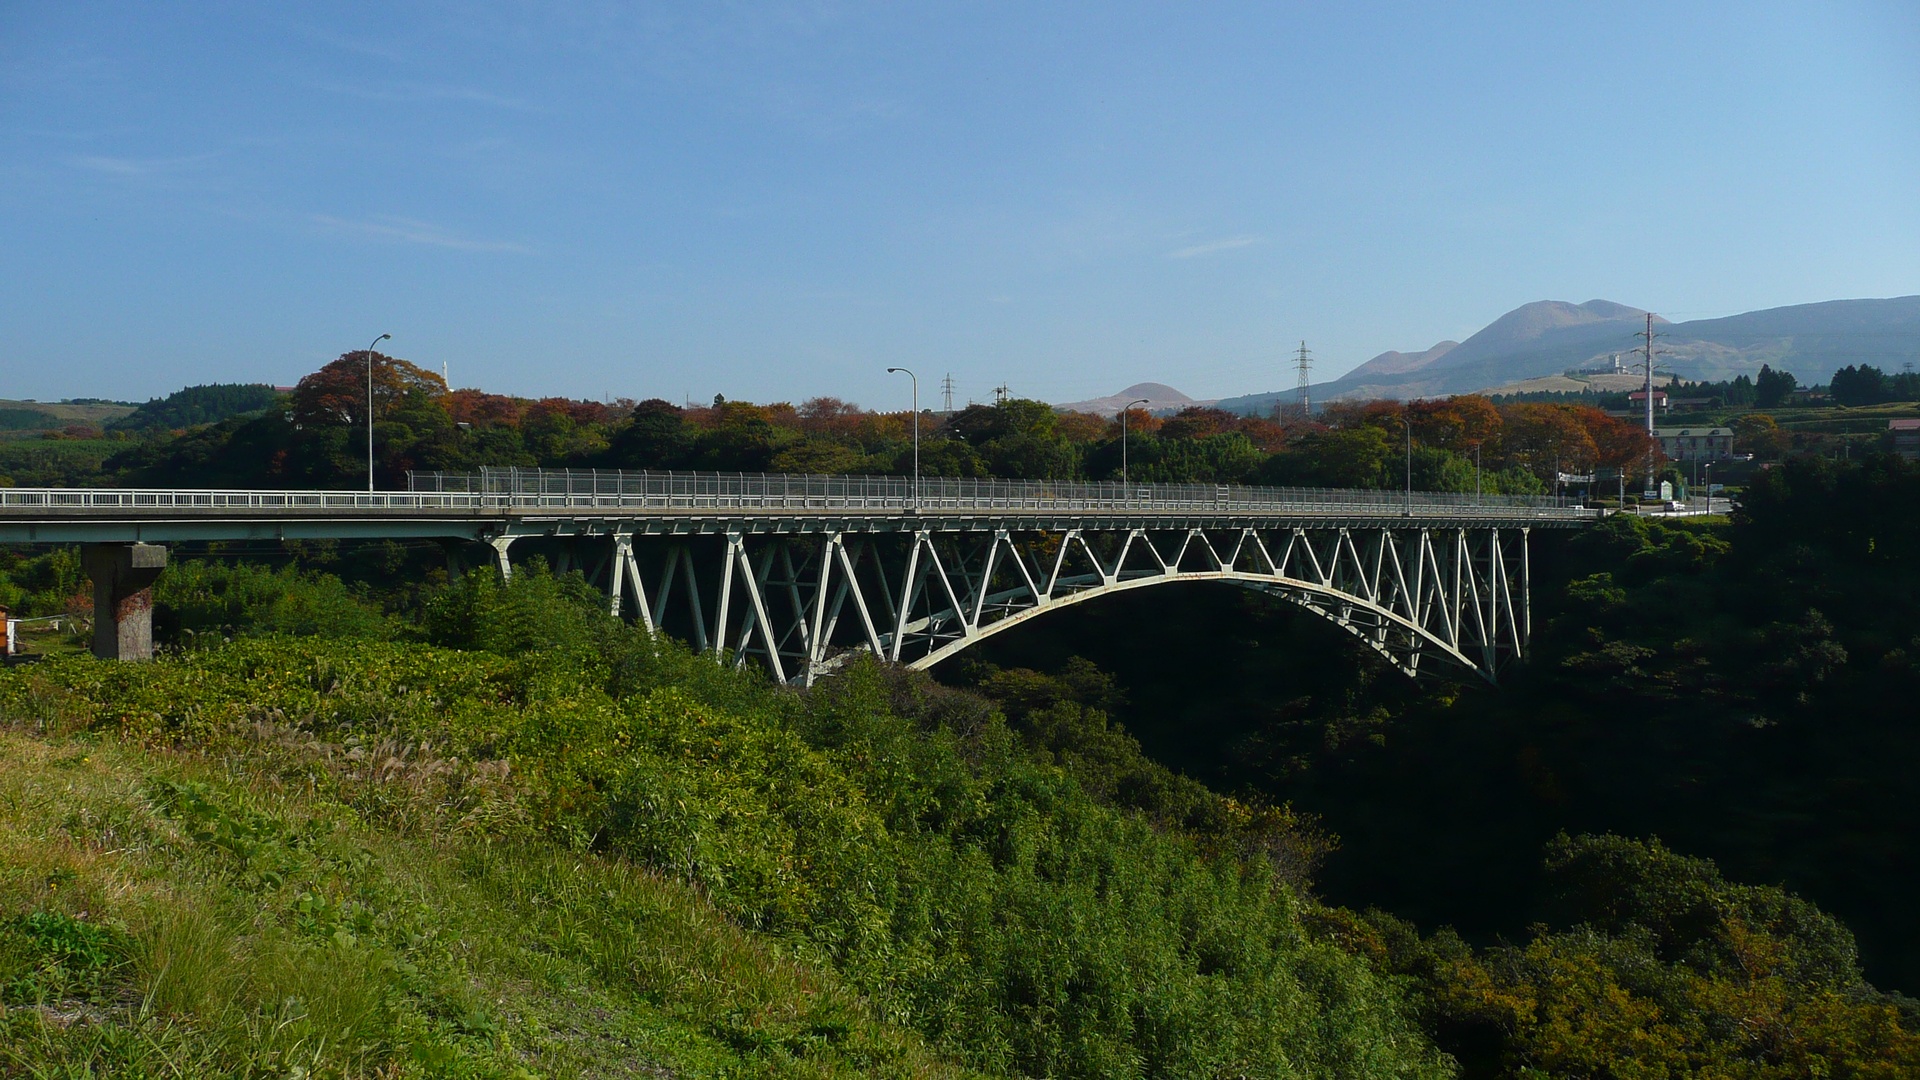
xmin=82 ymin=543 xmax=167 ymax=661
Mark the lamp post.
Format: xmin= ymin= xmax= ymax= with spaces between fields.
xmin=366 ymin=333 xmax=390 ymax=492
xmin=1120 ymin=397 xmax=1149 ymax=498
xmin=1473 ymin=442 xmax=1483 ymax=504
xmin=1397 ymin=415 xmax=1412 ymax=516
xmin=886 ymin=367 xmax=919 ymax=510
xmin=1702 ymin=460 xmax=1713 ymax=514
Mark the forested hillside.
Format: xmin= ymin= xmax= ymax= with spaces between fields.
xmin=2 ymin=571 xmax=1450 ymax=1078
xmin=107 ymin=383 xmax=285 ymax=433
xmin=3 ymin=348 xmax=1656 ymax=495
xmin=5 ymin=349 xmax=1920 ymax=1076
xmin=955 ymin=454 xmax=1920 ymax=1074
xmin=12 ymin=345 xmax=1907 ymax=498
xmin=6 ymin=455 xmax=1920 ymax=1075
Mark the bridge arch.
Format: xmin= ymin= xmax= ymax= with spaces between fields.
xmin=534 ymin=523 xmax=1534 ymax=686
xmin=900 ymin=571 xmax=1489 ymax=681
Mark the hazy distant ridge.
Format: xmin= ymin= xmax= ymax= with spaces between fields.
xmin=1218 ymin=295 xmax=1920 ymax=410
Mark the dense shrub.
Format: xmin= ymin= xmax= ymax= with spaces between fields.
xmin=0 ymin=613 xmax=1451 ymax=1078
xmin=154 ymin=559 xmax=395 ymax=643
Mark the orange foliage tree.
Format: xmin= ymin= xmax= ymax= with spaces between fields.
xmin=291 ymin=351 xmax=448 ymax=428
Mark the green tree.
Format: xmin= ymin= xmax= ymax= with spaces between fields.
xmin=1831 ymin=364 xmax=1891 ymax=407
xmin=1755 ymin=364 xmax=1798 ymax=408
xmin=606 ymin=399 xmax=695 ymax=469
xmin=1264 ymin=426 xmax=1392 ymax=488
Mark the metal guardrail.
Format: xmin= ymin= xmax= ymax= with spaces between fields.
xmin=404 ymin=467 xmax=1593 ymax=518
xmin=0 ymin=469 xmax=1595 ymax=521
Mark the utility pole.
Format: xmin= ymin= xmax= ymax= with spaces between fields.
xmin=887 ymin=368 xmax=919 ymax=511
xmin=1121 ymin=397 xmax=1150 ymax=496
xmin=365 ymin=332 xmax=391 ymax=492
xmin=1640 ymin=314 xmax=1658 ymax=436
xmin=1294 ymin=341 xmax=1312 ymax=419
xmin=1397 ymin=415 xmax=1412 ymax=516
xmin=941 ymin=373 xmax=955 ymax=415
xmin=1637 ymin=314 xmax=1659 ymax=497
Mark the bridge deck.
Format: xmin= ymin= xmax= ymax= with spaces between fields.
xmin=0 ymin=472 xmax=1596 ymax=543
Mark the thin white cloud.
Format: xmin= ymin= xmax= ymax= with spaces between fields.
xmin=311 ymin=214 xmax=530 ymax=253
xmin=312 ymin=79 xmax=534 ymax=112
xmin=1166 ymin=235 xmax=1262 ymax=259
xmin=285 ymin=22 xmax=413 ymax=64
xmin=70 ymin=153 xmax=218 ymax=176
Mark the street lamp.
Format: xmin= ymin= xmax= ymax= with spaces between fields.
xmin=1120 ymin=397 xmax=1149 ymax=497
xmin=366 ymin=333 xmax=390 ymax=492
xmin=1473 ymin=442 xmax=1483 ymax=505
xmin=1397 ymin=415 xmax=1412 ymax=516
xmin=886 ymin=367 xmax=919 ymax=510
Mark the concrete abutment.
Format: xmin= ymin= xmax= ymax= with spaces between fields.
xmin=82 ymin=542 xmax=168 ymax=661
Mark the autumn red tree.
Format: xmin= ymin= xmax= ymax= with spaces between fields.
xmin=1408 ymin=395 xmax=1502 ymax=455
xmin=291 ymin=351 xmax=448 ymax=428
xmin=1498 ymin=403 xmax=1600 ymax=478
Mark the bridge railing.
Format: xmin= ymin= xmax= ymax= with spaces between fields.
xmin=401 ymin=467 xmax=1586 ymax=517
xmin=0 ymin=470 xmax=1593 ymax=519
xmin=0 ymin=489 xmax=487 ymax=511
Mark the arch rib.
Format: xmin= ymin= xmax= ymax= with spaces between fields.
xmin=901 ymin=568 xmax=1499 ymax=682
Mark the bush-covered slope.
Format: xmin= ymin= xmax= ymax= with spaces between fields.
xmin=0 ymin=728 xmax=966 ymax=1078
xmin=0 ymin=608 xmax=1450 ymax=1078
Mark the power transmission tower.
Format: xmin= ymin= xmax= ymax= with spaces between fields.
xmin=1293 ymin=341 xmax=1313 ymax=419
xmin=993 ymin=383 xmax=1010 ymax=405
xmin=941 ymin=373 xmax=955 ymax=414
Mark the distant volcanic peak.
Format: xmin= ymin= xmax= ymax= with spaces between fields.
xmin=1055 ymin=382 xmax=1216 ymax=416
xmin=1115 ymin=382 xmax=1192 ymax=402
xmin=1577 ymin=299 xmax=1656 ymax=320
xmin=1346 ymin=340 xmax=1460 ymax=379
xmin=1476 ymin=299 xmax=1650 ymax=345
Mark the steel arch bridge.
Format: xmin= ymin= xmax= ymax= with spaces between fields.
xmin=0 ymin=468 xmax=1593 ymax=681
xmin=554 ymin=522 xmax=1535 ymax=685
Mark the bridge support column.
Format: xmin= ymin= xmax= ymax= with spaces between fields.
xmin=82 ymin=543 xmax=167 ymax=661
xmin=486 ymin=537 xmax=515 ymax=580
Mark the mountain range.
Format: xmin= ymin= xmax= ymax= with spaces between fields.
xmin=1214 ymin=295 xmax=1920 ymax=411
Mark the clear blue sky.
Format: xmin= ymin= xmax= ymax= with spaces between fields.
xmin=4 ymin=2 xmax=1916 ymax=408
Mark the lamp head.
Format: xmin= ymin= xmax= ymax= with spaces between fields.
xmin=886 ymin=367 xmax=903 ymax=374
xmin=378 ymin=333 xmax=391 ymax=341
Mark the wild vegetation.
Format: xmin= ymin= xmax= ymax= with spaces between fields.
xmin=108 ymin=383 xmax=285 ymax=433
xmin=7 ymin=453 xmax=1919 ymax=1075
xmin=5 ymin=353 xmax=1920 ymax=1075
xmin=954 ymin=453 xmax=1920 ymax=1075
xmin=2 ymin=566 xmax=1455 ymax=1078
